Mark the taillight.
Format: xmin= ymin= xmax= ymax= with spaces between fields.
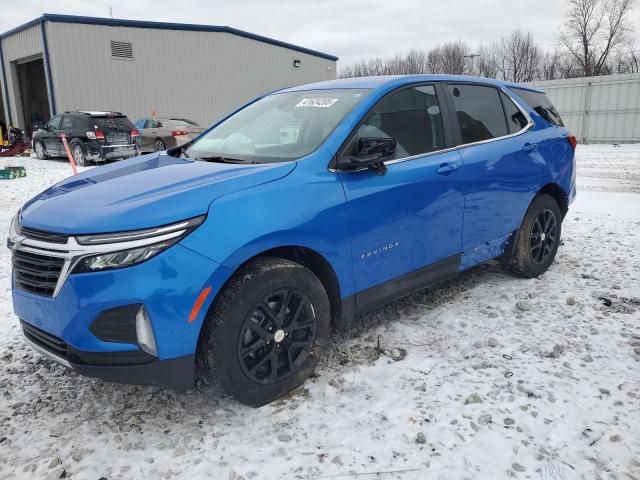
xmin=130 ymin=129 xmax=140 ymax=138
xmin=171 ymin=130 xmax=188 ymax=137
xmin=94 ymin=130 xmax=106 ymax=141
xmin=567 ymin=134 xmax=577 ymax=151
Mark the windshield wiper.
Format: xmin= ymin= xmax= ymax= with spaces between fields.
xmin=199 ymin=156 xmax=254 ymax=164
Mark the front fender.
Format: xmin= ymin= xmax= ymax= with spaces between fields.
xmin=180 ymin=159 xmax=356 ymax=298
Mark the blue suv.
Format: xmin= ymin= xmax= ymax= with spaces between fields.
xmin=8 ymin=75 xmax=576 ymax=406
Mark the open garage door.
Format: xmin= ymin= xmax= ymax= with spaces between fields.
xmin=0 ymin=88 xmax=7 ymax=143
xmin=17 ymin=58 xmax=50 ymax=137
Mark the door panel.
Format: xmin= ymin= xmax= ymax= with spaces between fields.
xmin=458 ymin=136 xmax=546 ymax=253
xmin=43 ymin=116 xmax=62 ymax=155
xmin=337 ymin=84 xmax=464 ymax=297
xmin=339 ymin=150 xmax=464 ymax=294
xmin=445 ymin=84 xmax=548 ymax=268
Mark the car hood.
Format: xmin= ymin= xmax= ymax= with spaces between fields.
xmin=20 ymin=153 xmax=296 ymax=234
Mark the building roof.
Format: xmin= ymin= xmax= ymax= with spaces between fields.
xmin=278 ymin=74 xmax=545 ymax=93
xmin=0 ymin=13 xmax=339 ymax=62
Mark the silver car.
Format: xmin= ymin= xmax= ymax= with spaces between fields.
xmin=134 ymin=117 xmax=205 ymax=153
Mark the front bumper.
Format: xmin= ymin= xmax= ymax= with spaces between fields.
xmin=22 ymin=320 xmax=195 ymax=389
xmin=12 ymin=243 xmax=233 ymax=389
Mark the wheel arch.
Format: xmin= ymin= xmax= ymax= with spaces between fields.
xmin=537 ymin=182 xmax=569 ymax=219
xmin=205 ymin=245 xmax=344 ymax=330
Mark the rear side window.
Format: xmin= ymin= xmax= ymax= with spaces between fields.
xmin=500 ymin=92 xmax=529 ymax=134
xmin=510 ymin=88 xmax=563 ymax=127
xmin=448 ymin=84 xmax=508 ymax=144
xmin=343 ymin=85 xmax=445 ymax=161
xmin=91 ymin=116 xmax=134 ymax=131
xmin=134 ymin=119 xmax=146 ymax=129
xmin=61 ymin=116 xmax=75 ymax=129
xmin=170 ymin=118 xmax=199 ymax=127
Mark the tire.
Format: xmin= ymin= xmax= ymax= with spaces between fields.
xmin=501 ymin=194 xmax=562 ymax=278
xmin=153 ymin=139 xmax=166 ymax=152
xmin=70 ymin=141 xmax=87 ymax=167
xmin=198 ymin=257 xmax=330 ymax=406
xmin=34 ymin=141 xmax=48 ymax=160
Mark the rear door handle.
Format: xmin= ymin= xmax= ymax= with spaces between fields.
xmin=522 ymin=143 xmax=538 ymax=153
xmin=436 ymin=162 xmax=459 ymax=175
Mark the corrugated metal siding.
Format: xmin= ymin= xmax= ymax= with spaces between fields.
xmin=0 ymin=24 xmax=43 ymax=125
xmin=529 ymin=73 xmax=640 ymax=144
xmin=46 ymin=22 xmax=336 ymax=126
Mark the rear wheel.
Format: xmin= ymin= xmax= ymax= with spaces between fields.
xmin=153 ymin=139 xmax=166 ymax=152
xmin=501 ymin=194 xmax=562 ymax=278
xmin=71 ymin=141 xmax=87 ymax=167
xmin=197 ymin=257 xmax=330 ymax=406
xmin=34 ymin=141 xmax=48 ymax=160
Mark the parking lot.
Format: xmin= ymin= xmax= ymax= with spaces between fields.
xmin=0 ymin=145 xmax=639 ymax=480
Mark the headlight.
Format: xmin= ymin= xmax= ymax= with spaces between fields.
xmin=6 ymin=211 xmax=22 ymax=249
xmin=73 ymin=239 xmax=178 ymax=273
xmin=71 ymin=215 xmax=205 ymax=273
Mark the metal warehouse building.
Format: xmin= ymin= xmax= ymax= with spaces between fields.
xmin=0 ymin=14 xmax=337 ymax=132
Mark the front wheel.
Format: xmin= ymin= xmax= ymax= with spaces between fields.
xmin=501 ymin=193 xmax=562 ymax=278
xmin=197 ymin=257 xmax=330 ymax=406
xmin=34 ymin=141 xmax=48 ymax=160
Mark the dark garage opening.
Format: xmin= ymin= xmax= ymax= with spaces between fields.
xmin=17 ymin=58 xmax=50 ymax=137
xmin=0 ymin=88 xmax=6 ymax=142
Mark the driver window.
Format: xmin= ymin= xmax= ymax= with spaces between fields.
xmin=343 ymin=85 xmax=445 ymax=161
xmin=47 ymin=116 xmax=62 ymax=130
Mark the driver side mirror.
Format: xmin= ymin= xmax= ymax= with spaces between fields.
xmin=339 ymin=137 xmax=397 ymax=175
xmin=46 ymin=124 xmax=54 ymax=132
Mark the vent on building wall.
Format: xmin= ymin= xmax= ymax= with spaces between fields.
xmin=110 ymin=40 xmax=133 ymax=60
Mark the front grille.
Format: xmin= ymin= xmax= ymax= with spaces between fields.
xmin=21 ymin=321 xmax=67 ymax=359
xmin=12 ymin=250 xmax=65 ymax=297
xmin=19 ymin=226 xmax=69 ymax=244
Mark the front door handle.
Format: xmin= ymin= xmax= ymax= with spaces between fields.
xmin=522 ymin=143 xmax=538 ymax=153
xmin=436 ymin=162 xmax=459 ymax=175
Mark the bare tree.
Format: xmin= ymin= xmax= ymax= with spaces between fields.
xmin=492 ymin=30 xmax=544 ymax=82
xmin=611 ymin=41 xmax=640 ymax=73
xmin=426 ymin=41 xmax=470 ymax=74
xmin=475 ymin=45 xmax=498 ymax=78
xmin=560 ymin=0 xmax=634 ymax=76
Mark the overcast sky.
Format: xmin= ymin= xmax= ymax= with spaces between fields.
xmin=2 ymin=0 xmax=639 ymax=67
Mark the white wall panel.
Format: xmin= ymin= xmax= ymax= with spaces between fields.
xmin=530 ymin=73 xmax=640 ymax=144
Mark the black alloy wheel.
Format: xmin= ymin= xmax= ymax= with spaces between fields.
xmin=237 ymin=288 xmax=316 ymax=385
xmin=529 ymin=209 xmax=558 ymax=264
xmin=197 ymin=257 xmax=330 ymax=406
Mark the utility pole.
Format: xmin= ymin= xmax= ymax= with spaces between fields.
xmin=109 ymin=7 xmax=114 ymax=18
xmin=464 ymin=53 xmax=480 ymax=75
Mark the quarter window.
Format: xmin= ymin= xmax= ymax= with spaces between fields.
xmin=47 ymin=116 xmax=62 ymax=130
xmin=343 ymin=85 xmax=445 ymax=161
xmin=510 ymin=87 xmax=564 ymax=127
xmin=500 ymin=92 xmax=528 ymax=134
xmin=448 ymin=85 xmax=508 ymax=144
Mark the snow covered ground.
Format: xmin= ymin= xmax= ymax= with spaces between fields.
xmin=0 ymin=146 xmax=639 ymax=480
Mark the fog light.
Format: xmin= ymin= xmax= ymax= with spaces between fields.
xmin=135 ymin=306 xmax=157 ymax=357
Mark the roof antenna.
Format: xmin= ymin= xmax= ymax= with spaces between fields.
xmin=109 ymin=7 xmax=113 ymax=18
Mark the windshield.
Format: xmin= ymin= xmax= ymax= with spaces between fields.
xmin=185 ymin=89 xmax=370 ymax=163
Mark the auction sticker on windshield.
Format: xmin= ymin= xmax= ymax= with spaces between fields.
xmin=295 ymin=98 xmax=339 ymax=108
